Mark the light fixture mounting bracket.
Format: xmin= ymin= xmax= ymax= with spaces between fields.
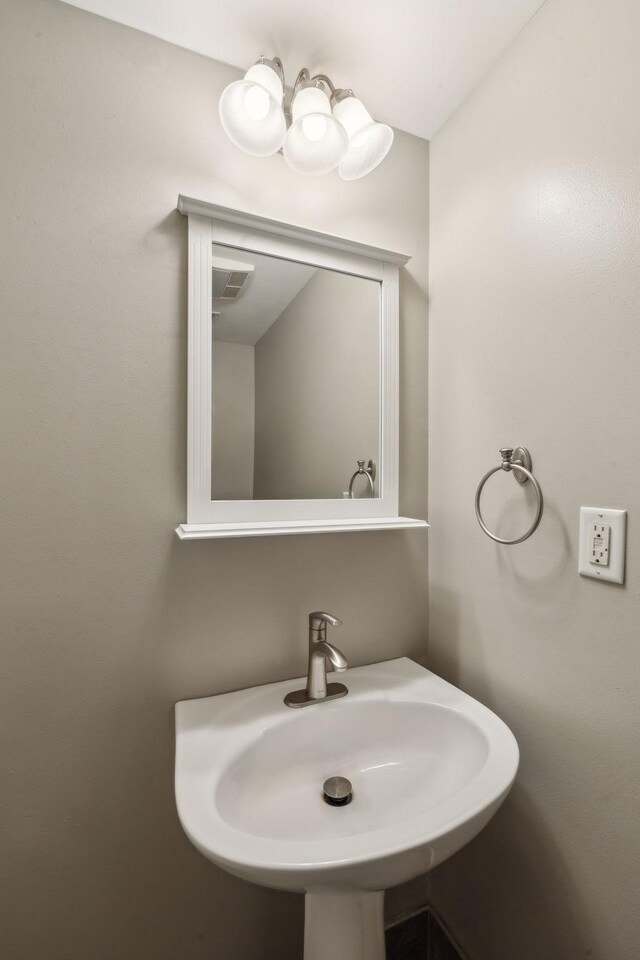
xmin=257 ymin=55 xmax=285 ymax=89
xmin=331 ymin=88 xmax=355 ymax=108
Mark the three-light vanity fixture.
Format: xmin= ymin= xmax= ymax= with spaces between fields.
xmin=219 ymin=57 xmax=393 ymax=179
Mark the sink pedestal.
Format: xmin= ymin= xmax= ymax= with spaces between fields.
xmin=304 ymin=889 xmax=385 ymax=960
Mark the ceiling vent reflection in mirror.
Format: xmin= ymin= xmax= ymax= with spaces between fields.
xmin=212 ymin=255 xmax=255 ymax=299
xmin=219 ymin=57 xmax=393 ymax=179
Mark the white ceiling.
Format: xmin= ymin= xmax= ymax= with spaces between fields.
xmin=60 ymin=0 xmax=546 ymax=139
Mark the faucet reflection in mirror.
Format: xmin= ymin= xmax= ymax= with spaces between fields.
xmin=219 ymin=57 xmax=393 ymax=179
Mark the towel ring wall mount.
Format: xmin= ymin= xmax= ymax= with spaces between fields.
xmin=475 ymin=447 xmax=543 ymax=545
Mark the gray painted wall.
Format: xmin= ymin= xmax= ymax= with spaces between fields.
xmin=212 ymin=340 xmax=255 ymax=500
xmin=0 ymin=1 xmax=428 ymax=958
xmin=254 ymin=269 xmax=380 ymax=500
xmin=428 ymin=0 xmax=640 ymax=958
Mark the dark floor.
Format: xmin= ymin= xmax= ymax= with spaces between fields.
xmin=386 ymin=909 xmax=464 ymax=960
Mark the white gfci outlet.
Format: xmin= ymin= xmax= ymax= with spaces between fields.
xmin=579 ymin=508 xmax=627 ymax=584
xmin=589 ymin=522 xmax=610 ymax=566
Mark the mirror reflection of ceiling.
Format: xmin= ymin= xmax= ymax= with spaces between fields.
xmin=212 ymin=246 xmax=316 ymax=345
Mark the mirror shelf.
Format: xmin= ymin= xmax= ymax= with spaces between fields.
xmin=176 ymin=196 xmax=428 ymax=540
xmin=176 ymin=517 xmax=428 ymax=540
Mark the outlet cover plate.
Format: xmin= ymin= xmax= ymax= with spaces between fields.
xmin=579 ymin=507 xmax=627 ymax=584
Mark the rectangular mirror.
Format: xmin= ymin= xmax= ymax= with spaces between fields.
xmin=211 ymin=243 xmax=380 ymax=501
xmin=176 ymin=196 xmax=427 ymax=538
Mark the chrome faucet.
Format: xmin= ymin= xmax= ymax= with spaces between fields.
xmin=284 ymin=612 xmax=349 ymax=708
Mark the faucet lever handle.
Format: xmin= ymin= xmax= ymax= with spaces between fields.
xmin=309 ymin=611 xmax=342 ymax=631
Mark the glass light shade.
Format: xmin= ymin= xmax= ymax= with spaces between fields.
xmin=333 ymin=95 xmax=394 ymax=180
xmin=219 ymin=63 xmax=286 ymax=157
xmin=283 ymin=86 xmax=348 ymax=175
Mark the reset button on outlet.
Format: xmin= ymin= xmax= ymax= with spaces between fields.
xmin=579 ymin=507 xmax=626 ymax=584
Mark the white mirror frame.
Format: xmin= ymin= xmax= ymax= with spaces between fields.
xmin=175 ymin=196 xmax=427 ymax=539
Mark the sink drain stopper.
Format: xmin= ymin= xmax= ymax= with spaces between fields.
xmin=322 ymin=776 xmax=353 ymax=806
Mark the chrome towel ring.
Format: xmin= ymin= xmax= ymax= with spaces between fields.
xmin=475 ymin=447 xmax=543 ymax=544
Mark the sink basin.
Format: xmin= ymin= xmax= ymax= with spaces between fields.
xmin=175 ymin=658 xmax=518 ymax=960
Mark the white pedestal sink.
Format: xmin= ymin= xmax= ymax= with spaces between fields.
xmin=175 ymin=658 xmax=519 ymax=959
